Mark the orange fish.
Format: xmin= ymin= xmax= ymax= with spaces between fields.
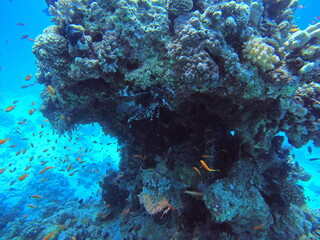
xmin=5 ymin=106 xmax=15 ymax=112
xmin=201 ymin=154 xmax=213 ymax=158
xmin=40 ymin=179 xmax=48 ymax=183
xmin=25 ymin=166 xmax=31 ymax=171
xmin=29 ymin=109 xmax=36 ymax=115
xmin=121 ymin=208 xmax=130 ymax=218
xmin=39 ymin=167 xmax=55 ymax=174
xmin=25 ymin=74 xmax=32 ymax=81
xmin=42 ymin=231 xmax=56 ymax=240
xmin=21 ymin=85 xmax=29 ymax=89
xmin=252 ymin=224 xmax=265 ymax=230
xmin=0 ymin=139 xmax=11 ymax=145
xmin=18 ymin=119 xmax=27 ymax=124
xmin=27 ymin=204 xmax=38 ymax=208
xmin=16 ymin=150 xmax=21 ymax=156
xmin=22 ymin=148 xmax=27 ymax=154
xmin=47 ymin=85 xmax=55 ymax=95
xmin=100 ymin=213 xmax=110 ymax=219
xmin=193 ymin=167 xmax=202 ymax=177
xmin=67 ymin=163 xmax=73 ymax=172
xmin=31 ymin=195 xmax=44 ymax=199
xmin=18 ymin=173 xmax=28 ymax=181
xmin=9 ymin=145 xmax=17 ymax=147
xmin=0 ymin=168 xmax=6 ymax=174
xmin=71 ymin=236 xmax=76 ymax=240
xmin=21 ymin=34 xmax=28 ymax=39
xmin=200 ymin=160 xmax=220 ymax=172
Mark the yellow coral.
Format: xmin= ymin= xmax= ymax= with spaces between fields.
xmin=243 ymin=37 xmax=280 ymax=72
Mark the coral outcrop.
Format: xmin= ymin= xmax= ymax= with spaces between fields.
xmin=33 ymin=0 xmax=320 ymax=239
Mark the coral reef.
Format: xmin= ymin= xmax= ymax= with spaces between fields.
xmin=32 ymin=0 xmax=320 ymax=239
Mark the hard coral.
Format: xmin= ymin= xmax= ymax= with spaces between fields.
xmin=243 ymin=37 xmax=280 ymax=72
xmin=169 ymin=0 xmax=193 ymax=15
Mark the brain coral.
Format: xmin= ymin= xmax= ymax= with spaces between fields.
xmin=243 ymin=37 xmax=280 ymax=72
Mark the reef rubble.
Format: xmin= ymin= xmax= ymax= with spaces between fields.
xmin=33 ymin=0 xmax=320 ymax=239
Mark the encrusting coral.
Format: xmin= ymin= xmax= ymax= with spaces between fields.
xmin=33 ymin=0 xmax=320 ymax=239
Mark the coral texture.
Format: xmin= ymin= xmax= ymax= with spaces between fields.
xmin=33 ymin=0 xmax=320 ymax=239
xmin=243 ymin=37 xmax=280 ymax=72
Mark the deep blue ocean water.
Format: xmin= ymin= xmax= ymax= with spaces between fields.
xmin=0 ymin=0 xmax=319 ymax=238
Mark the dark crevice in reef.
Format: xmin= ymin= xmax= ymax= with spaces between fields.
xmin=33 ymin=0 xmax=320 ymax=239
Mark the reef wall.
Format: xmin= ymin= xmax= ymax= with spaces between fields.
xmin=34 ymin=0 xmax=320 ymax=239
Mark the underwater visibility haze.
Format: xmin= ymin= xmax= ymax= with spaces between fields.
xmin=0 ymin=0 xmax=320 ymax=239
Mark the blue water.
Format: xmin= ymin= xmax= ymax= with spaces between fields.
xmin=0 ymin=0 xmax=319 ymax=239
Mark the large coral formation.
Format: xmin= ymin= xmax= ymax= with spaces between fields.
xmin=33 ymin=0 xmax=320 ymax=239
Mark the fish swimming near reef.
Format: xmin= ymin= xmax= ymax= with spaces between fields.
xmin=20 ymin=34 xmax=28 ymax=39
xmin=5 ymin=106 xmax=15 ymax=112
xmin=200 ymin=160 xmax=220 ymax=172
xmin=18 ymin=173 xmax=28 ymax=181
xmin=47 ymin=85 xmax=55 ymax=96
xmin=0 ymin=138 xmax=11 ymax=144
xmin=31 ymin=195 xmax=44 ymax=199
xmin=39 ymin=166 xmax=55 ymax=174
xmin=309 ymin=158 xmax=320 ymax=161
xmin=27 ymin=204 xmax=38 ymax=208
xmin=25 ymin=74 xmax=32 ymax=80
xmin=42 ymin=230 xmax=56 ymax=240
xmin=29 ymin=109 xmax=36 ymax=115
xmin=252 ymin=224 xmax=265 ymax=230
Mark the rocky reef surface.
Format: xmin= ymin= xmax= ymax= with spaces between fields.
xmin=34 ymin=0 xmax=320 ymax=239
